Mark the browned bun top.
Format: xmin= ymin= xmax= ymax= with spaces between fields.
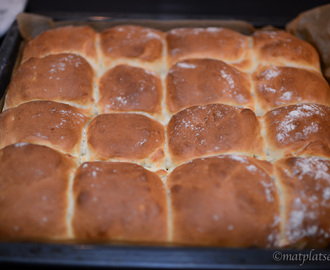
xmin=87 ymin=113 xmax=165 ymax=162
xmin=100 ymin=25 xmax=164 ymax=62
xmin=263 ymin=103 xmax=330 ymax=159
xmin=253 ymin=66 xmax=330 ymax=114
xmin=274 ymin=156 xmax=330 ymax=248
xmin=5 ymin=53 xmax=94 ymax=110
xmin=22 ymin=26 xmax=97 ymax=65
xmin=1 ymin=22 xmax=329 ymax=247
xmin=0 ymin=101 xmax=88 ymax=156
xmin=98 ymin=64 xmax=162 ymax=114
xmin=0 ymin=143 xmax=77 ymax=241
xmin=72 ymin=161 xmax=167 ymax=242
xmin=166 ymin=27 xmax=250 ymax=68
xmin=253 ymin=30 xmax=320 ymax=71
xmin=167 ymin=104 xmax=264 ymax=165
xmin=168 ymin=155 xmax=279 ymax=247
xmin=166 ymin=58 xmax=254 ymax=113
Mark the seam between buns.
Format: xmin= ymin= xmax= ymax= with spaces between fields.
xmin=78 ymin=118 xmax=92 ymax=164
xmin=272 ymin=166 xmax=287 ymax=247
xmin=164 ymin=177 xmax=173 ymax=242
xmin=66 ymin=164 xmax=78 ymax=239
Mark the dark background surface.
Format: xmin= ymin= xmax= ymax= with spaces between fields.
xmin=1 ymin=0 xmax=329 ymax=41
xmin=25 ymin=0 xmax=329 ymax=18
xmin=23 ymin=0 xmax=330 ymax=30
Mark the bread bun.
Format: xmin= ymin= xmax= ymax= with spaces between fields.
xmin=166 ymin=58 xmax=254 ymax=113
xmin=87 ymin=113 xmax=165 ymax=169
xmin=253 ymin=66 xmax=329 ymax=115
xmin=263 ymin=103 xmax=330 ymax=160
xmin=0 ymin=143 xmax=77 ymax=241
xmin=98 ymin=64 xmax=162 ymax=117
xmin=100 ymin=25 xmax=164 ymax=74
xmin=253 ymin=29 xmax=321 ymax=72
xmin=168 ymin=155 xmax=279 ymax=247
xmin=166 ymin=27 xmax=252 ymax=71
xmin=72 ymin=161 xmax=168 ymax=243
xmin=274 ymin=156 xmax=330 ymax=248
xmin=167 ymin=103 xmax=264 ymax=166
xmin=5 ymin=53 xmax=95 ymax=114
xmin=0 ymin=101 xmax=88 ymax=156
xmin=22 ymin=25 xmax=98 ymax=71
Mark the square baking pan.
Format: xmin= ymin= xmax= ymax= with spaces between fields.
xmin=0 ymin=13 xmax=330 ymax=270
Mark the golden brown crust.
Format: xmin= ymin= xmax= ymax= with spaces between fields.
xmin=253 ymin=29 xmax=321 ymax=71
xmin=72 ymin=161 xmax=167 ymax=242
xmin=0 ymin=143 xmax=77 ymax=241
xmin=100 ymin=25 xmax=164 ymax=64
xmin=168 ymin=155 xmax=280 ymax=247
xmin=0 ymin=101 xmax=88 ymax=156
xmin=263 ymin=103 xmax=330 ymax=159
xmin=87 ymin=113 xmax=165 ymax=163
xmin=274 ymin=156 xmax=330 ymax=248
xmin=98 ymin=64 xmax=162 ymax=114
xmin=166 ymin=59 xmax=254 ymax=113
xmin=166 ymin=27 xmax=251 ymax=70
xmin=22 ymin=25 xmax=98 ymax=66
xmin=167 ymin=104 xmax=264 ymax=165
xmin=253 ymin=66 xmax=330 ymax=114
xmin=5 ymin=54 xmax=94 ymax=111
xmin=1 ymin=23 xmax=330 ymax=246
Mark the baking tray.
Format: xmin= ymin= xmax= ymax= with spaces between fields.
xmin=0 ymin=21 xmax=22 ymax=107
xmin=1 ymin=14 xmax=330 ymax=270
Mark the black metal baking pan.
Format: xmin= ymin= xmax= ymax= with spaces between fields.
xmin=1 ymin=242 xmax=330 ymax=269
xmin=0 ymin=21 xmax=22 ymax=104
xmin=1 ymin=13 xmax=330 ymax=270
